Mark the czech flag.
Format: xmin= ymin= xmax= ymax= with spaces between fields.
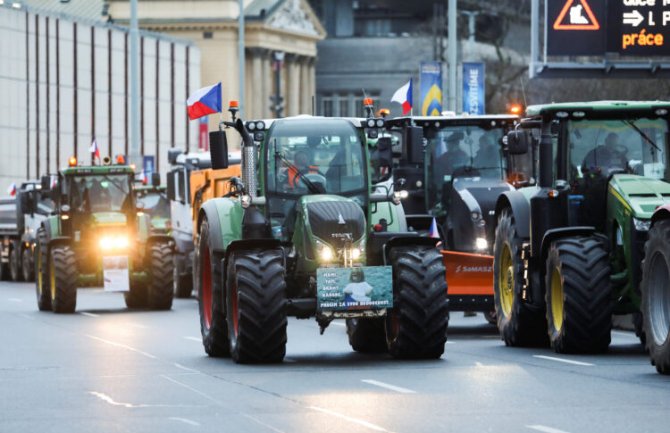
xmin=429 ymin=217 xmax=440 ymax=239
xmin=139 ymin=170 xmax=148 ymax=185
xmin=187 ymin=82 xmax=222 ymax=120
xmin=89 ymin=139 xmax=100 ymax=160
xmin=6 ymin=183 xmax=16 ymax=197
xmin=391 ymin=79 xmax=413 ymax=115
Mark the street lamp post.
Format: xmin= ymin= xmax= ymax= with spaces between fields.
xmin=238 ymin=0 xmax=245 ymax=118
xmin=129 ymin=0 xmax=140 ymax=167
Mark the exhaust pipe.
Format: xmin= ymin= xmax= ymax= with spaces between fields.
xmin=235 ymin=118 xmax=257 ymax=198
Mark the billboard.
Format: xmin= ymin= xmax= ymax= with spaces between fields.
xmin=420 ymin=62 xmax=443 ymax=116
xmin=462 ymin=62 xmax=486 ymax=115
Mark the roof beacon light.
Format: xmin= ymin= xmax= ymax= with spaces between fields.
xmin=378 ymin=108 xmax=390 ymax=118
xmin=68 ymin=156 xmax=77 ymax=167
xmin=116 ymin=154 xmax=126 ymax=165
xmin=229 ymin=100 xmax=239 ymax=122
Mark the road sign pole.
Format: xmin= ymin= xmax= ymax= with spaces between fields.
xmin=129 ymin=0 xmax=140 ymax=166
xmin=448 ymin=0 xmax=457 ymax=112
xmin=530 ymin=0 xmax=539 ymax=78
xmin=238 ymin=0 xmax=245 ymax=118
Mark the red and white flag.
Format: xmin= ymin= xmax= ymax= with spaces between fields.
xmin=391 ymin=79 xmax=413 ymax=115
xmin=6 ymin=183 xmax=16 ymax=197
xmin=89 ymin=139 xmax=101 ymax=160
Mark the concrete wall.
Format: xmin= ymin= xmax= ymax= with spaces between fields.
xmin=0 ymin=5 xmax=200 ymax=192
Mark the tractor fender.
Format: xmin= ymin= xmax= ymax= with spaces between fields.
xmin=146 ymin=233 xmax=174 ymax=247
xmin=651 ymin=204 xmax=670 ymax=225
xmin=197 ymin=197 xmax=243 ymax=255
xmin=494 ymin=190 xmax=531 ymax=240
xmin=47 ymin=237 xmax=72 ymax=249
xmin=382 ymin=235 xmax=440 ymax=265
xmin=41 ymin=216 xmax=62 ymax=241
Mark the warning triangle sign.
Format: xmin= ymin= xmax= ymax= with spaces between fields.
xmin=553 ymin=0 xmax=600 ymax=30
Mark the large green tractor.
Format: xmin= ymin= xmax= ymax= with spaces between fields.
xmin=195 ymin=110 xmax=449 ymax=363
xmin=35 ymin=159 xmax=175 ymax=313
xmin=493 ymin=101 xmax=670 ymax=353
xmin=134 ymin=176 xmax=171 ymax=235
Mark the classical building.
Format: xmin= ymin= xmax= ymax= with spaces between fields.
xmin=108 ymin=0 xmax=325 ymax=129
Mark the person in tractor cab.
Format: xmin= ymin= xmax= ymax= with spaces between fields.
xmin=581 ymin=132 xmax=629 ymax=176
xmin=474 ymin=134 xmax=501 ymax=177
xmin=433 ymin=132 xmax=469 ymax=184
xmin=287 ymin=149 xmax=320 ymax=189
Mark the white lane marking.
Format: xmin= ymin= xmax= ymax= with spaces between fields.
xmin=309 ymin=406 xmax=390 ymax=432
xmin=330 ymin=322 xmax=346 ymax=327
xmin=242 ymin=413 xmax=287 ymax=433
xmin=527 ymin=424 xmax=572 ymax=433
xmin=183 ymin=336 xmax=202 ymax=342
xmin=361 ymin=379 xmax=416 ymax=394
xmin=7 ymin=298 xmax=23 ymax=302
xmin=80 ymin=312 xmax=99 ymax=318
xmin=169 ymin=417 xmax=201 ymax=427
xmin=174 ymin=363 xmax=200 ymax=373
xmin=89 ymin=391 xmax=193 ymax=409
xmin=475 ymin=361 xmax=484 ymax=367
xmin=162 ymin=374 xmax=221 ymax=404
xmin=86 ymin=335 xmax=157 ymax=359
xmin=533 ymin=355 xmax=594 ymax=366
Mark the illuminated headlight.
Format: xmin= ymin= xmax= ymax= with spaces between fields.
xmin=351 ymin=247 xmax=363 ymax=260
xmin=318 ymin=244 xmax=334 ymax=262
xmin=633 ymin=218 xmax=651 ymax=232
xmin=475 ymin=237 xmax=488 ymax=251
xmin=392 ymin=190 xmax=408 ymax=205
xmin=98 ymin=235 xmax=130 ymax=250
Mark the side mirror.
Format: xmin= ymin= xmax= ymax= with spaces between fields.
xmin=406 ymin=126 xmax=424 ymax=164
xmin=209 ymin=130 xmax=229 ymax=170
xmin=506 ymin=130 xmax=529 ymax=155
xmin=40 ymin=175 xmax=51 ymax=191
xmin=371 ymin=136 xmax=393 ymax=184
xmin=167 ymin=148 xmax=182 ymax=165
xmin=151 ymin=172 xmax=161 ymax=187
xmin=166 ymin=171 xmax=176 ymax=201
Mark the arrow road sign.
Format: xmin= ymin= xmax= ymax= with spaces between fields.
xmin=623 ymin=10 xmax=644 ymax=27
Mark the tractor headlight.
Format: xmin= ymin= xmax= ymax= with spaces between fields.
xmin=351 ymin=247 xmax=363 ymax=260
xmin=475 ymin=237 xmax=488 ymax=251
xmin=98 ymin=235 xmax=130 ymax=251
xmin=633 ymin=218 xmax=651 ymax=232
xmin=318 ymin=244 xmax=334 ymax=262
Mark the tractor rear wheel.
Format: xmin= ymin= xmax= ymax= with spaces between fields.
xmin=346 ymin=318 xmax=387 ymax=353
xmin=174 ymin=267 xmax=193 ymax=299
xmin=147 ymin=243 xmax=174 ymax=310
xmin=493 ymin=210 xmax=547 ymax=347
xmin=385 ymin=247 xmax=449 ymax=359
xmin=9 ymin=241 xmax=22 ymax=282
xmin=226 ymin=250 xmax=287 ymax=364
xmin=196 ymin=220 xmax=230 ymax=357
xmin=545 ymin=236 xmax=612 ymax=354
xmin=22 ymin=246 xmax=34 ymax=282
xmin=124 ymin=281 xmax=148 ymax=309
xmin=641 ymin=220 xmax=670 ymax=374
xmin=35 ymin=229 xmax=51 ymax=311
xmin=49 ymin=246 xmax=77 ymax=314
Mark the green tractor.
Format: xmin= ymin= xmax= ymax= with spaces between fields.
xmin=493 ymin=101 xmax=670 ymax=353
xmin=35 ymin=159 xmax=175 ymax=313
xmin=134 ymin=174 xmax=171 ymax=235
xmin=195 ymin=109 xmax=449 ymax=363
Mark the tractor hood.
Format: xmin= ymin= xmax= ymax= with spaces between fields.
xmin=610 ymin=174 xmax=670 ymax=218
xmin=452 ymin=177 xmax=514 ymax=215
xmin=90 ymin=212 xmax=128 ymax=227
xmin=300 ymin=195 xmax=366 ymax=248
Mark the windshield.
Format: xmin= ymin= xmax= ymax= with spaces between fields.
xmin=68 ymin=174 xmax=133 ymax=213
xmin=567 ymin=118 xmax=668 ymax=180
xmin=136 ymin=191 xmax=170 ymax=218
xmin=265 ymin=119 xmax=367 ymax=197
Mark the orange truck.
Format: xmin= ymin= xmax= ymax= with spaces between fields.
xmin=386 ymin=115 xmax=530 ymax=323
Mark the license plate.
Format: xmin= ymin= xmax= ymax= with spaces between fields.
xmin=102 ymin=256 xmax=130 ymax=292
xmin=316 ymin=266 xmax=393 ymax=312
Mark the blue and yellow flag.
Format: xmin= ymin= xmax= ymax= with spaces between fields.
xmin=420 ymin=62 xmax=443 ymax=116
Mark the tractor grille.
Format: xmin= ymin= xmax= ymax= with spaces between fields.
xmin=306 ymin=201 xmax=365 ymax=247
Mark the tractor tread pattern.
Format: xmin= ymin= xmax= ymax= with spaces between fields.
xmin=148 ymin=243 xmax=174 ymax=310
xmin=387 ymin=247 xmax=449 ymax=359
xmin=546 ymin=236 xmax=612 ymax=354
xmin=35 ymin=228 xmax=51 ymax=311
xmin=229 ymin=250 xmax=287 ymax=364
xmin=51 ymin=246 xmax=78 ymax=314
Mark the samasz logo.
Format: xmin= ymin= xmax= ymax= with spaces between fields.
xmin=455 ymin=265 xmax=492 ymax=273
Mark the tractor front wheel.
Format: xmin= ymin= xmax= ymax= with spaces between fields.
xmin=196 ymin=220 xmax=229 ymax=357
xmin=641 ymin=220 xmax=670 ymax=374
xmin=385 ymin=247 xmax=449 ymax=359
xmin=49 ymin=246 xmax=78 ymax=314
xmin=493 ymin=210 xmax=547 ymax=347
xmin=147 ymin=243 xmax=174 ymax=310
xmin=22 ymin=246 xmax=34 ymax=282
xmin=9 ymin=241 xmax=22 ymax=282
xmin=226 ymin=250 xmax=287 ymax=364
xmin=346 ymin=318 xmax=387 ymax=353
xmin=174 ymin=266 xmax=193 ymax=299
xmin=34 ymin=229 xmax=51 ymax=311
xmin=545 ymin=236 xmax=612 ymax=354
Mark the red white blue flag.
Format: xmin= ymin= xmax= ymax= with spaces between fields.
xmin=6 ymin=183 xmax=16 ymax=197
xmin=89 ymin=139 xmax=100 ymax=160
xmin=187 ymin=82 xmax=222 ymax=120
xmin=429 ymin=217 xmax=440 ymax=239
xmin=391 ymin=79 xmax=413 ymax=115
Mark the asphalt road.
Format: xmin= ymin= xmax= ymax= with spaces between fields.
xmin=1 ymin=281 xmax=669 ymax=433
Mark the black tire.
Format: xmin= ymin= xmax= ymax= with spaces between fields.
xmin=227 ymin=250 xmax=287 ymax=364
xmin=632 ymin=311 xmax=646 ymax=346
xmin=641 ymin=220 xmax=670 ymax=374
xmin=545 ymin=236 xmax=612 ymax=354
xmin=493 ymin=210 xmax=547 ymax=347
xmin=147 ymin=243 xmax=174 ymax=310
xmin=484 ymin=310 xmax=497 ymax=326
xmin=35 ymin=229 xmax=51 ymax=311
xmin=22 ymin=246 xmax=34 ymax=282
xmin=9 ymin=242 xmax=22 ymax=282
xmin=196 ymin=220 xmax=230 ymax=357
xmin=385 ymin=247 xmax=449 ymax=359
xmin=174 ymin=268 xmax=193 ymax=299
xmin=124 ymin=281 xmax=148 ymax=308
xmin=49 ymin=246 xmax=78 ymax=314
xmin=346 ymin=318 xmax=387 ymax=353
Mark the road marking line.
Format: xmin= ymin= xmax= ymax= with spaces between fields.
xmin=7 ymin=298 xmax=23 ymax=302
xmin=330 ymin=322 xmax=346 ymax=327
xmin=527 ymin=424 xmax=572 ymax=433
xmin=242 ymin=413 xmax=287 ymax=433
xmin=169 ymin=417 xmax=201 ymax=427
xmin=89 ymin=391 xmax=193 ymax=409
xmin=361 ymin=379 xmax=416 ymax=394
xmin=533 ymin=355 xmax=594 ymax=366
xmin=309 ymin=406 xmax=389 ymax=432
xmin=183 ymin=336 xmax=201 ymax=342
xmin=80 ymin=312 xmax=99 ymax=317
xmin=86 ymin=335 xmax=157 ymax=359
xmin=475 ymin=361 xmax=484 ymax=367
xmin=162 ymin=374 xmax=221 ymax=404
xmin=174 ymin=363 xmax=200 ymax=373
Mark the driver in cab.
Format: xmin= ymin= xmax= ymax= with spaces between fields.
xmin=581 ymin=132 xmax=628 ymax=176
xmin=286 ymin=149 xmax=320 ymax=189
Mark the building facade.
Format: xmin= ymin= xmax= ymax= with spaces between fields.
xmin=0 ymin=3 xmax=200 ymax=191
